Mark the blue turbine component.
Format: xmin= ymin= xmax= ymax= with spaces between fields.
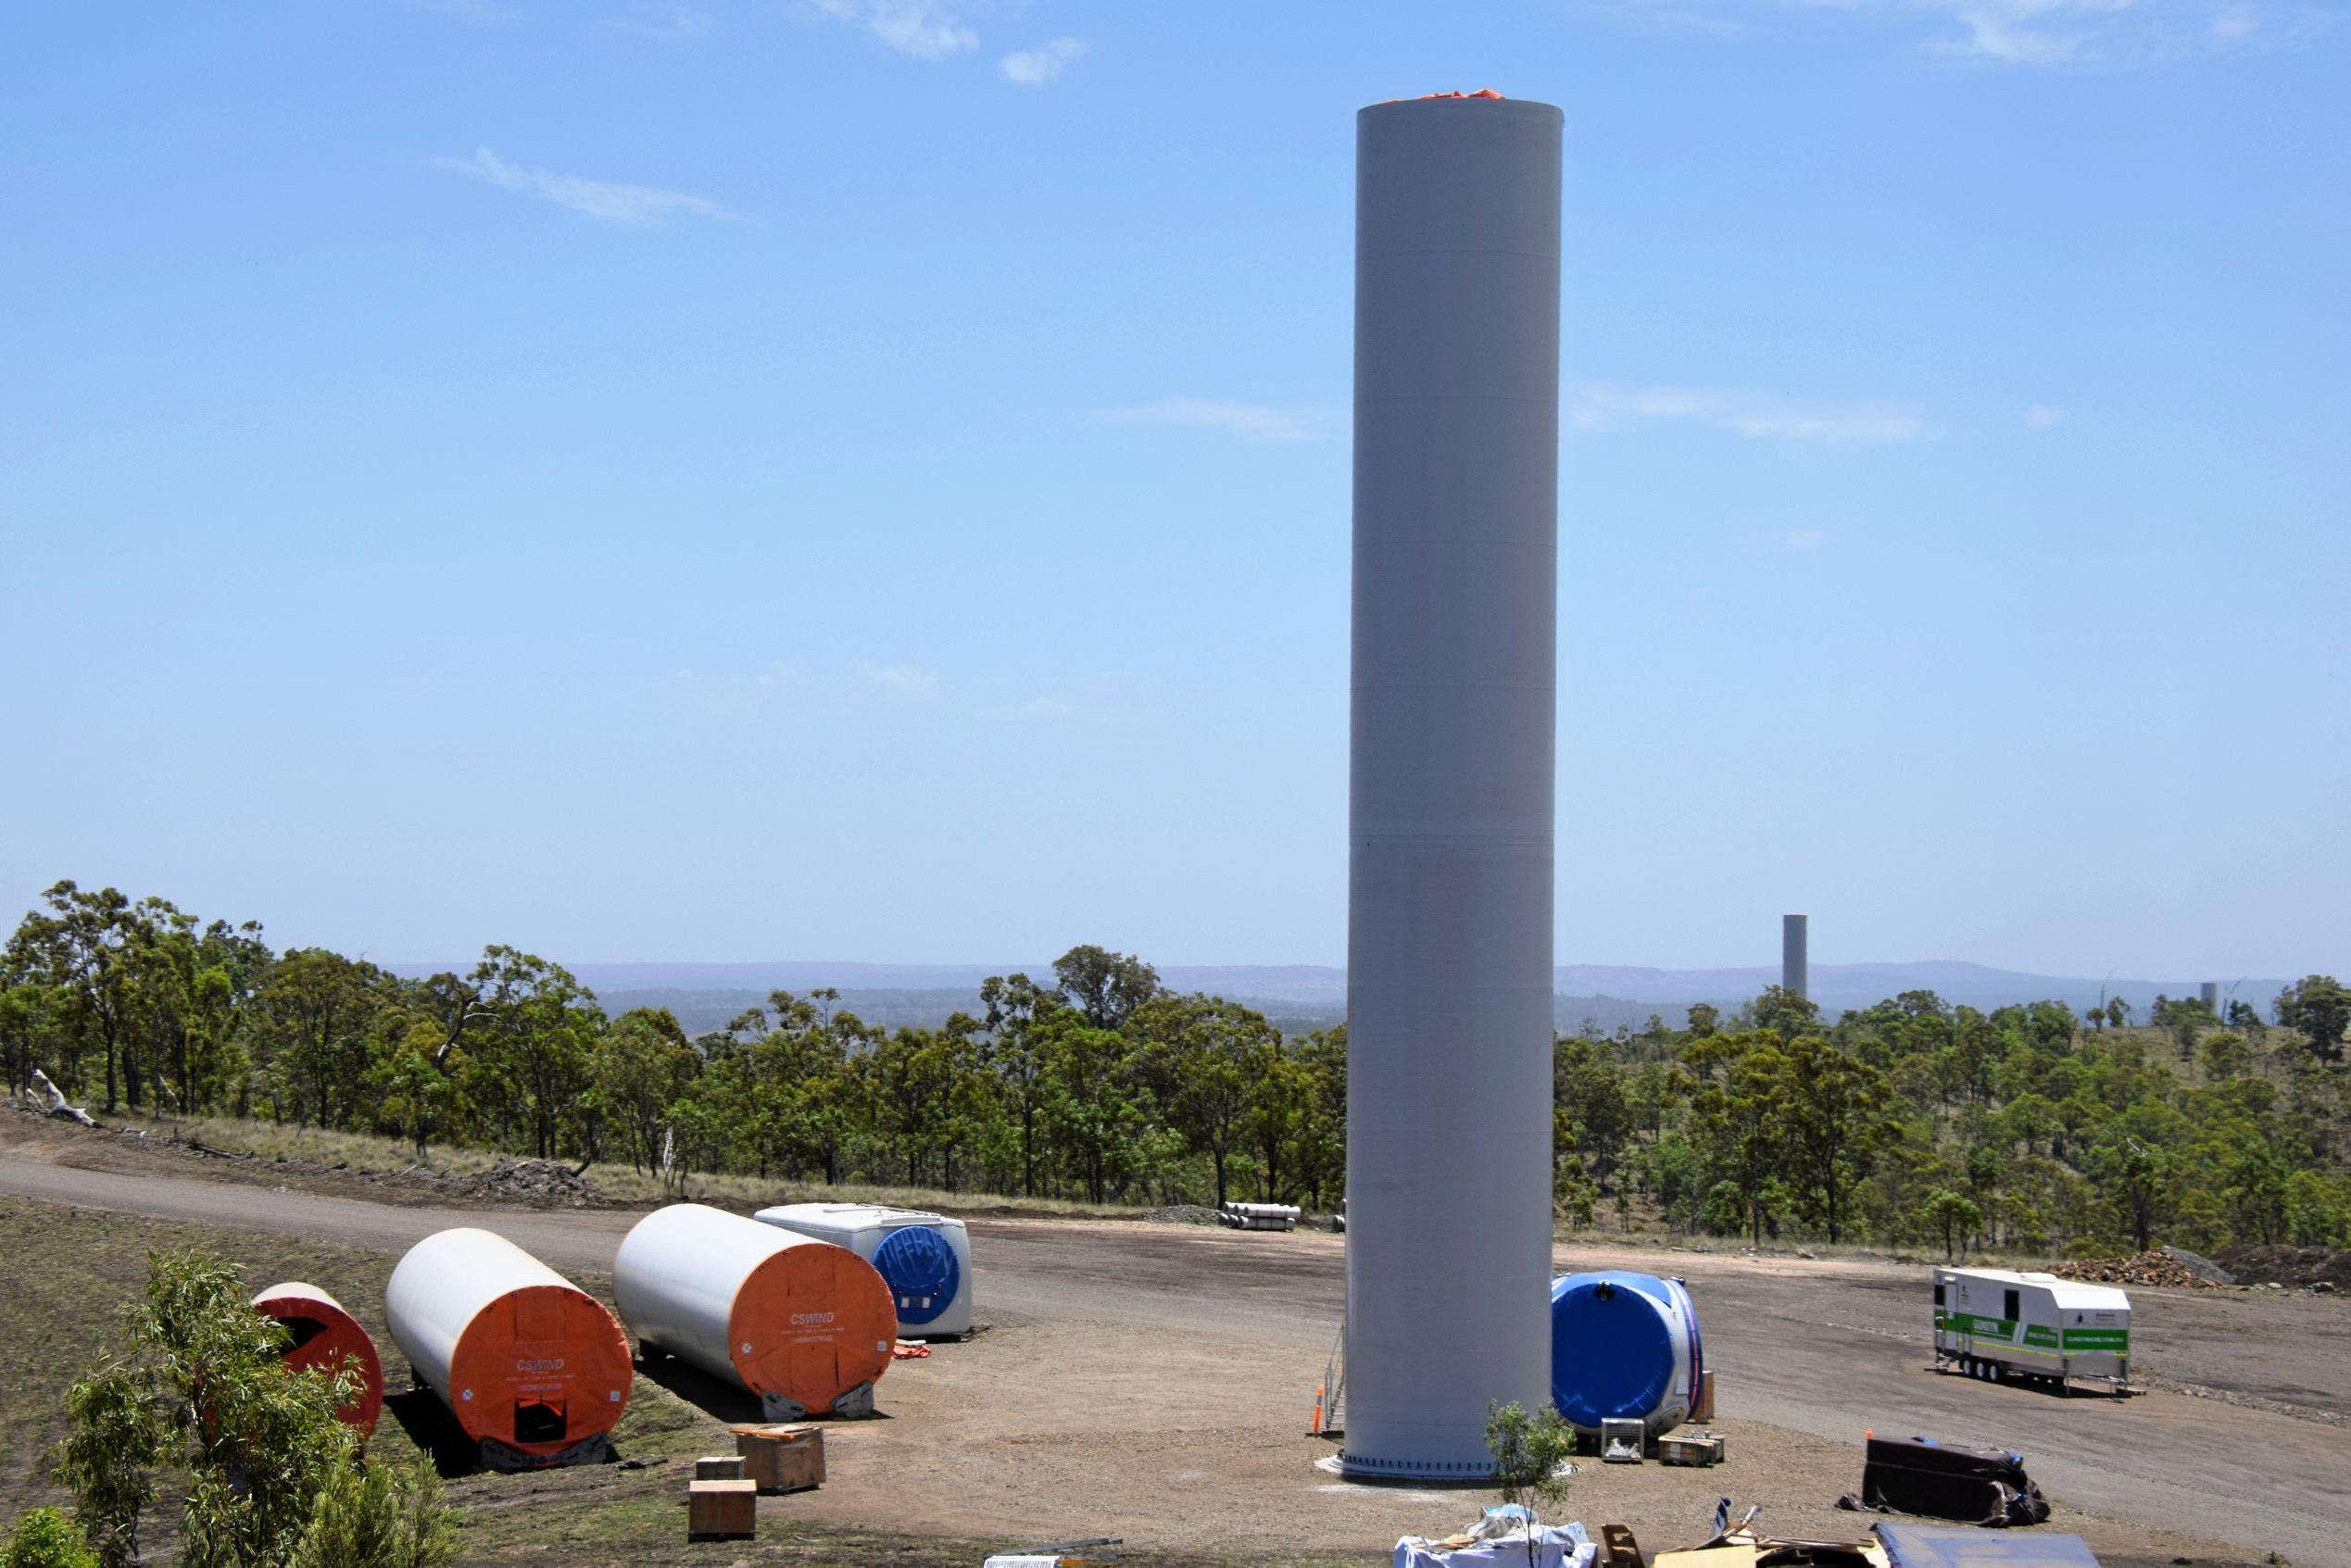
xmin=872 ymin=1225 xmax=960 ymax=1326
xmin=1549 ymin=1271 xmax=1687 ymax=1433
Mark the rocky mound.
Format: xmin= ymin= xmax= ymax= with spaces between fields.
xmin=1137 ymin=1204 xmax=1225 ymax=1226
xmin=2159 ymin=1245 xmax=2236 ymax=1285
xmin=452 ymin=1157 xmax=604 ymax=1208
xmin=2052 ymin=1250 xmax=2219 ymax=1288
xmin=2213 ymin=1244 xmax=2351 ymax=1291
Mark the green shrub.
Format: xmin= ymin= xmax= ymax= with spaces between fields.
xmin=48 ymin=1248 xmax=456 ymax=1568
xmin=0 ymin=1510 xmax=99 ymax=1568
xmin=287 ymin=1459 xmax=459 ymax=1568
xmin=1483 ymin=1399 xmax=1576 ymax=1516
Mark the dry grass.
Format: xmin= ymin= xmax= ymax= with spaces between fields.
xmin=112 ymin=1110 xmax=511 ymax=1178
xmin=105 ymin=1111 xmax=1140 ymax=1219
xmin=0 ymin=1192 xmax=1347 ymax=1566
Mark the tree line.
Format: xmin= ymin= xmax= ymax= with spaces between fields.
xmin=0 ymin=882 xmax=1339 ymax=1210
xmin=1554 ymin=982 xmax=2351 ymax=1256
xmin=5 ymin=879 xmax=2346 ymax=1254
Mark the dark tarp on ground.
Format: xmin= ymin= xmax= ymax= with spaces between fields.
xmin=1849 ymin=1436 xmax=2052 ymax=1527
xmin=1875 ymin=1524 xmax=2100 ymax=1568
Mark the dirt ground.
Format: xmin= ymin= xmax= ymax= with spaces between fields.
xmin=4 ymin=1113 xmax=2345 ymax=1568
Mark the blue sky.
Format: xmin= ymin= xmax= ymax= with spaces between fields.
xmin=4 ymin=0 xmax=2344 ymax=979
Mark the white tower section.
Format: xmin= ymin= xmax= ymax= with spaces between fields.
xmin=1343 ymin=92 xmax=1562 ymax=1480
xmin=1783 ymin=913 xmax=1809 ymax=1001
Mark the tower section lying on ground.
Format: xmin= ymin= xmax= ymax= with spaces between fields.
xmin=1343 ymin=89 xmax=1563 ymax=1480
xmin=252 ymin=1281 xmax=384 ymax=1436
xmin=1548 ymin=1271 xmax=1702 ymax=1440
xmin=755 ymin=1201 xmax=974 ymax=1339
xmin=619 ymin=1201 xmax=897 ymax=1418
xmin=384 ymin=1227 xmax=633 ymax=1469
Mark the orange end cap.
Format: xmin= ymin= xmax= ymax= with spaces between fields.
xmin=255 ymin=1290 xmax=386 ymax=1437
xmin=730 ymin=1240 xmax=898 ymax=1415
xmin=446 ymin=1283 xmax=633 ymax=1456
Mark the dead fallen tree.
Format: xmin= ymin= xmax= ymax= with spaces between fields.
xmin=24 ymin=1068 xmax=99 ymax=1128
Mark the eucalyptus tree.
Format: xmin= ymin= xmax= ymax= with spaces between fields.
xmin=6 ymin=881 xmax=151 ymax=1111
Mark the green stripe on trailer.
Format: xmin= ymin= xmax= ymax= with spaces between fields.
xmin=1938 ymin=1316 xmax=2124 ymax=1356
xmin=1941 ymin=1311 xmax=2021 ymax=1340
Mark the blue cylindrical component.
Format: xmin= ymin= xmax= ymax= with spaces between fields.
xmin=1549 ymin=1271 xmax=1701 ymax=1437
xmin=872 ymin=1224 xmax=961 ymax=1326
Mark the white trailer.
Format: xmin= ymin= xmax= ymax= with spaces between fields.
xmin=1932 ymin=1267 xmax=2131 ymax=1392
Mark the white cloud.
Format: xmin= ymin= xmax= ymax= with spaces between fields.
xmin=859 ymin=662 xmax=942 ymax=701
xmin=599 ymin=7 xmax=717 ymax=41
xmin=1596 ymin=0 xmax=2307 ymax=67
xmin=999 ymin=37 xmax=1087 ymax=85
xmin=404 ymin=0 xmax=520 ymax=23
xmin=974 ymin=696 xmax=1089 ymax=722
xmin=2210 ymin=3 xmax=2258 ymax=39
xmin=805 ymin=0 xmax=976 ymax=59
xmin=434 ymin=147 xmax=739 ymax=224
xmin=2022 ymin=403 xmax=2067 ymax=428
xmin=1569 ymin=383 xmax=1928 ymax=445
xmin=1088 ymin=397 xmax=1340 ymax=444
xmin=1910 ymin=0 xmax=2133 ymax=66
xmin=1573 ymin=0 xmax=1754 ymax=34
xmin=671 ymin=663 xmax=802 ymax=717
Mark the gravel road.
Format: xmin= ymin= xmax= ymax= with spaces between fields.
xmin=5 ymin=1139 xmax=2345 ymax=1566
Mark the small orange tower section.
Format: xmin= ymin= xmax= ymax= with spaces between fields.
xmin=252 ymin=1282 xmax=385 ymax=1436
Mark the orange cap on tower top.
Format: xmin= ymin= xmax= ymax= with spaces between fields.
xmin=1376 ymin=88 xmax=1509 ymax=104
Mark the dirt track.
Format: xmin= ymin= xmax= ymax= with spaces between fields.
xmin=4 ymin=1125 xmax=2346 ymax=1568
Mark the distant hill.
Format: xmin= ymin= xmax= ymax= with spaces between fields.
xmin=388 ymin=958 xmax=2282 ymax=1037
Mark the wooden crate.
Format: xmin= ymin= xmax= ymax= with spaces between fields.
xmin=1658 ymin=1431 xmax=1726 ymax=1467
xmin=731 ymin=1424 xmax=826 ymax=1494
xmin=695 ymin=1455 xmax=744 ymax=1481
xmin=687 ymin=1479 xmax=756 ymax=1541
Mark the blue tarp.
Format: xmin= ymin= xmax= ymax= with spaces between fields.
xmin=1877 ymin=1524 xmax=2102 ymax=1568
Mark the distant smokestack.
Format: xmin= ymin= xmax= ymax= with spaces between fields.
xmin=1783 ymin=914 xmax=1808 ymax=1001
xmin=2200 ymin=982 xmax=2219 ymax=1012
xmin=1344 ymin=89 xmax=1562 ymax=1481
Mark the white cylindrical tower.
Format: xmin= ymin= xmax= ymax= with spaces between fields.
xmin=1344 ymin=90 xmax=1563 ymax=1480
xmin=1783 ymin=913 xmax=1808 ymax=1001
